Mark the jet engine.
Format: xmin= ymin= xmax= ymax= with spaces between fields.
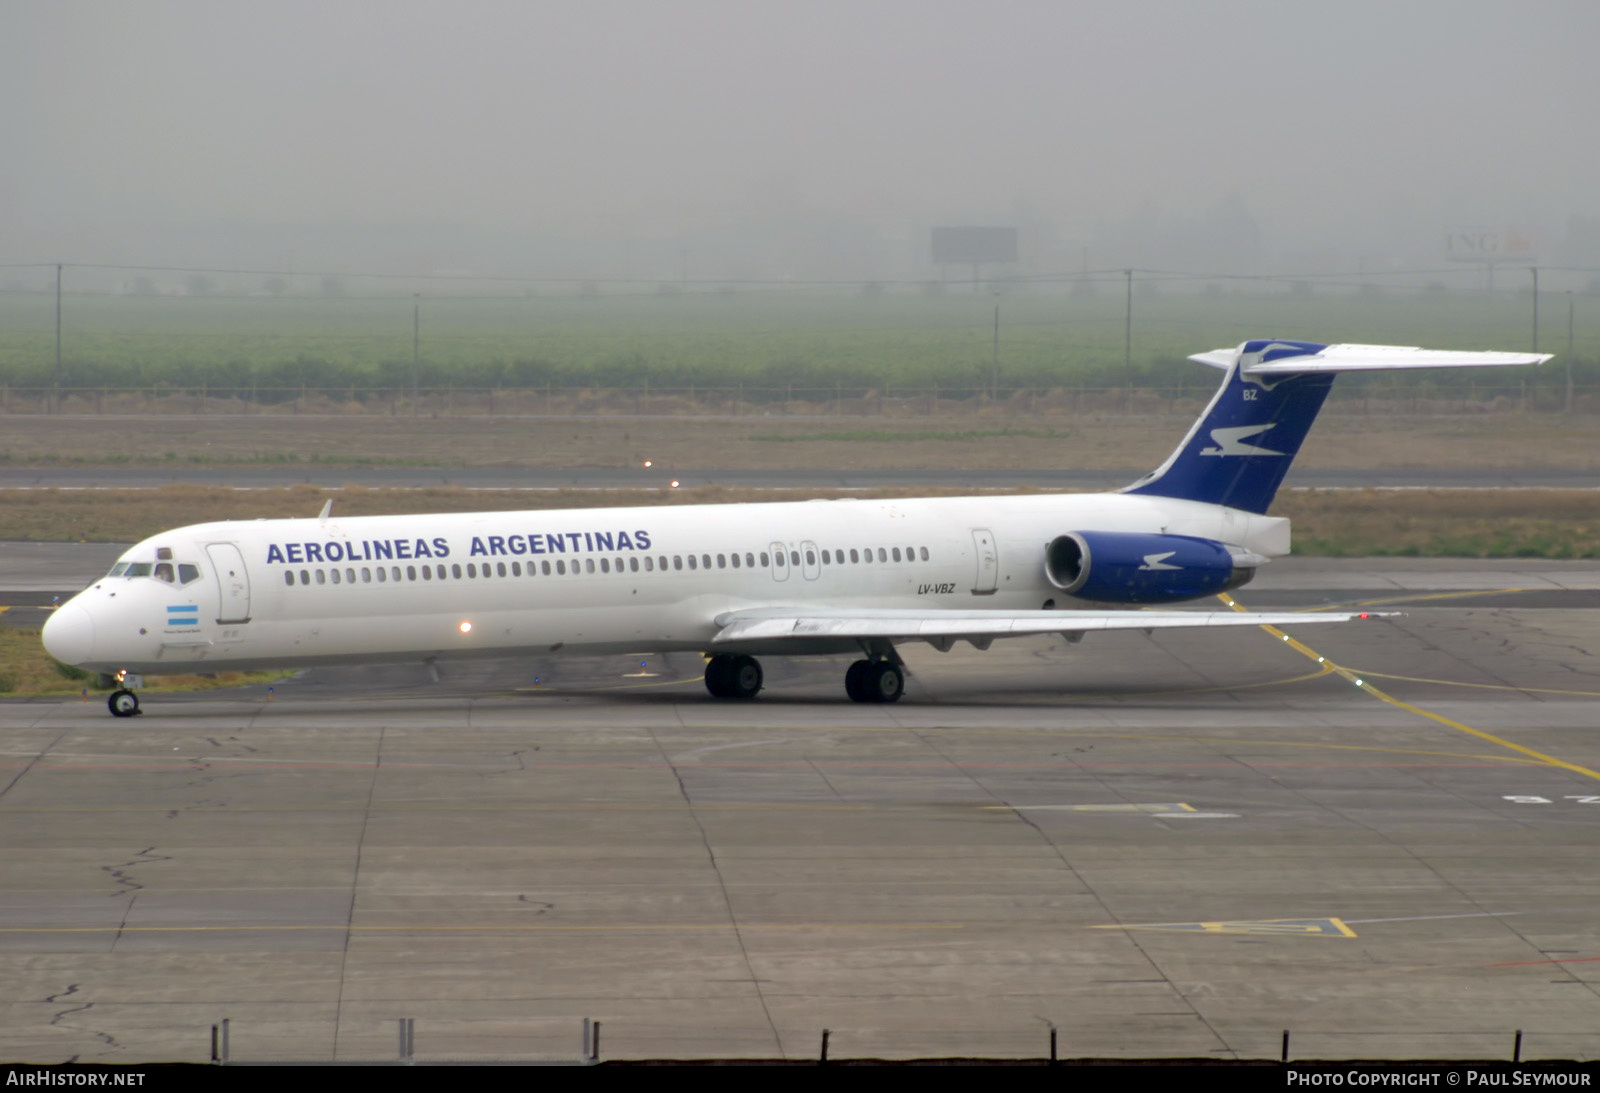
xmin=1044 ymin=531 xmax=1263 ymax=605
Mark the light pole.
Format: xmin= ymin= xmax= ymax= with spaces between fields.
xmin=1124 ymin=269 xmax=1133 ymax=372
xmin=991 ymin=289 xmax=1000 ymax=403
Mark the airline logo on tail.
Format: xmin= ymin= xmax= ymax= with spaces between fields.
xmin=1200 ymin=423 xmax=1285 ymax=457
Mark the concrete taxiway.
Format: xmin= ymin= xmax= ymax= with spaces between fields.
xmin=2 ymin=556 xmax=1600 ymax=1062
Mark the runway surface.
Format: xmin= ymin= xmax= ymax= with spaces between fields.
xmin=3 ymin=557 xmax=1600 ymax=1062
xmin=4 ymin=466 xmax=1597 ymax=490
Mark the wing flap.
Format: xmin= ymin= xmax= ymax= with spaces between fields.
xmin=712 ymin=607 xmax=1391 ymax=644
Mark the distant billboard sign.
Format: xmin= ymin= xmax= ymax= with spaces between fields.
xmin=1445 ymin=227 xmax=1536 ymax=263
xmin=932 ymin=227 xmax=1018 ymax=265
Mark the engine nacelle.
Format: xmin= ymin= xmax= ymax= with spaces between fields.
xmin=1044 ymin=531 xmax=1261 ymax=605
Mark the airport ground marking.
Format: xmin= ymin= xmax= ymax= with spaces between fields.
xmin=983 ymin=802 xmax=1194 ymax=813
xmin=1094 ymin=918 xmax=1356 ymax=938
xmin=1222 ymin=595 xmax=1600 ymax=785
xmin=1295 ymin=587 xmax=1537 ymax=614
xmin=1341 ymin=670 xmax=1600 ymax=699
xmin=0 ymin=923 xmax=963 ymax=935
xmin=1487 ymin=955 xmax=1600 ymax=968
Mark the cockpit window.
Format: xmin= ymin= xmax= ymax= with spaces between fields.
xmin=154 ymin=563 xmax=176 ymax=583
xmin=108 ymin=563 xmax=129 ymax=577
xmin=178 ymin=563 xmax=201 ymax=584
xmin=125 ymin=563 xmax=153 ymax=578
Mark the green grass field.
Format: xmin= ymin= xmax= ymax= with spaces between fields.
xmin=2 ymin=287 xmax=1592 ymax=394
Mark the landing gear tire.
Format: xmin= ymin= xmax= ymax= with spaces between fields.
xmin=845 ymin=659 xmax=903 ymax=704
xmin=705 ymin=654 xmax=763 ymax=699
xmin=108 ymin=689 xmax=141 ymax=718
xmin=844 ymin=659 xmax=871 ymax=703
xmin=705 ymin=655 xmax=733 ymax=697
xmin=868 ymin=661 xmax=904 ymax=704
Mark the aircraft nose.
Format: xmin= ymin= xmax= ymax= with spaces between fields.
xmin=42 ymin=603 xmax=95 ymax=665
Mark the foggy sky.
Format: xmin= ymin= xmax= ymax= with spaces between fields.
xmin=4 ymin=0 xmax=1598 ymax=279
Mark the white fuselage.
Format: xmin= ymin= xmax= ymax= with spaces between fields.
xmin=48 ymin=491 xmax=1288 ymax=675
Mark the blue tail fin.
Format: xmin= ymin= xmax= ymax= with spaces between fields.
xmin=1123 ymin=340 xmax=1333 ymax=514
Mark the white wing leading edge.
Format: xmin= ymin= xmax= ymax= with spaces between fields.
xmin=711 ymin=606 xmax=1393 ymax=646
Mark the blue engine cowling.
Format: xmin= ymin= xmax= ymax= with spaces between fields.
xmin=1044 ymin=531 xmax=1259 ymax=604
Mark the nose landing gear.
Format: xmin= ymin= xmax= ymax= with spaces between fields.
xmin=107 ymin=670 xmax=143 ymax=718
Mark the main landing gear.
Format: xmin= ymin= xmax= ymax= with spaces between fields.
xmin=704 ymin=654 xmax=764 ymax=699
xmin=703 ymin=651 xmax=906 ymax=704
xmin=844 ymin=659 xmax=904 ymax=704
xmin=108 ymin=689 xmax=141 ymax=718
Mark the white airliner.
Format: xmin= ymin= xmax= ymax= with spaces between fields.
xmin=42 ymin=339 xmax=1547 ymax=717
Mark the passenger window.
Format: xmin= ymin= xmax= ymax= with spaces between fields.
xmin=542 ymin=561 xmax=552 ymax=575
xmin=391 ymin=567 xmax=401 ymax=582
xmin=376 ymin=567 xmax=387 ymax=583
xmin=687 ymin=555 xmax=697 ymax=570
xmin=362 ymin=568 xmax=372 ymax=583
xmin=583 ymin=559 xmax=594 ymax=574
xmin=283 ymin=571 xmax=293 ymax=587
xmin=892 ymin=548 xmax=902 ymax=562
xmin=496 ymin=562 xmax=506 ymax=577
xmin=452 ymin=564 xmax=462 ymax=579
xmin=731 ymin=554 xmax=740 ymax=569
xmin=316 ymin=569 xmax=326 ymax=585
xmin=805 ymin=550 xmax=815 ymax=566
xmin=920 ymin=547 xmax=929 ymax=561
xmin=556 ymin=560 xmax=566 ymax=575
xmin=745 ymin=553 xmax=755 ymax=568
xmin=467 ymin=564 xmax=477 ymax=578
xmin=760 ymin=553 xmax=769 ymax=567
xmin=512 ymin=562 xmax=521 ymax=576
xmin=346 ymin=568 xmax=356 ymax=583
xmin=821 ymin=550 xmax=830 ymax=565
xmin=644 ymin=557 xmax=654 ymax=572
xmin=715 ymin=554 xmax=724 ymax=568
xmin=701 ymin=554 xmax=711 ymax=569
xmin=674 ymin=556 xmax=683 ymax=571
xmin=331 ymin=569 xmax=341 ymax=585
xmin=406 ymin=566 xmax=416 ymax=581
xmin=600 ymin=558 xmax=610 ymax=573
xmin=300 ymin=570 xmax=310 ymax=585
xmin=629 ymin=557 xmax=639 ymax=572
xmin=850 ymin=549 xmax=859 ymax=563
xmin=790 ymin=551 xmax=800 ymax=566
xmin=422 ymin=567 xmax=432 ymax=581
xmin=877 ymin=548 xmax=887 ymax=562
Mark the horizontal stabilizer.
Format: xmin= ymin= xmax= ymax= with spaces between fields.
xmin=713 ymin=606 xmax=1394 ymax=645
xmin=1191 ymin=342 xmax=1551 ymax=375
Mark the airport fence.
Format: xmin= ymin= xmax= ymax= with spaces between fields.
xmin=192 ymin=1016 xmax=1590 ymax=1066
xmin=0 ymin=381 xmax=1588 ymax=417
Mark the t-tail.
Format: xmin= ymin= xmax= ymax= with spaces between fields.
xmin=1124 ymin=339 xmax=1551 ymax=514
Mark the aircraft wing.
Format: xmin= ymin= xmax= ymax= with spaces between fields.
xmin=711 ymin=606 xmax=1392 ymax=644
